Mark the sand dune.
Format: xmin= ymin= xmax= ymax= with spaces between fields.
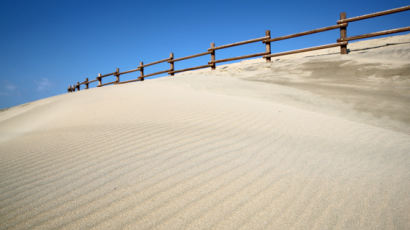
xmin=1 ymin=34 xmax=409 ymax=229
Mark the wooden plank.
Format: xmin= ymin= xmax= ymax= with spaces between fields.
xmin=100 ymin=72 xmax=116 ymax=78
xmin=210 ymin=52 xmax=268 ymax=64
xmin=338 ymin=5 xmax=410 ymax=24
xmin=115 ymin=68 xmax=120 ymax=83
xmin=264 ymin=42 xmax=347 ymax=58
xmin=88 ymin=79 xmax=98 ymax=83
xmin=138 ymin=62 xmax=144 ymax=81
xmin=210 ymin=43 xmax=216 ymax=69
xmin=117 ymin=78 xmax=140 ymax=84
xmin=98 ymin=81 xmax=116 ymax=87
xmin=141 ymin=57 xmax=171 ymax=68
xmin=339 ymin=12 xmax=348 ymax=54
xmin=169 ymin=64 xmax=212 ymax=74
xmin=265 ymin=30 xmax=271 ymax=62
xmin=171 ymin=51 xmax=212 ymax=62
xmin=143 ymin=69 xmax=171 ymax=78
xmin=169 ymin=52 xmax=174 ymax=76
xmin=118 ymin=67 xmax=140 ymax=75
xmin=209 ymin=36 xmax=268 ymax=51
xmin=266 ymin=24 xmax=347 ymax=43
xmin=97 ymin=73 xmax=102 ymax=87
xmin=339 ymin=26 xmax=410 ymax=42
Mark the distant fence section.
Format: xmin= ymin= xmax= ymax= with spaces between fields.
xmin=68 ymin=6 xmax=410 ymax=92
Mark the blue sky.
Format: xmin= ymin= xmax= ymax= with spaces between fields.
xmin=1 ymin=0 xmax=409 ymax=108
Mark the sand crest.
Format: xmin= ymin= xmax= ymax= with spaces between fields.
xmin=0 ymin=34 xmax=409 ymax=230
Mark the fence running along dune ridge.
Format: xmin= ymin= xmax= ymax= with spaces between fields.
xmin=68 ymin=6 xmax=410 ymax=92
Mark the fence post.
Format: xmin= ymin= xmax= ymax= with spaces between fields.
xmin=115 ymin=68 xmax=120 ymax=83
xmin=210 ymin=42 xmax=216 ymax=70
xmin=264 ymin=30 xmax=271 ymax=62
xmin=97 ymin=73 xmax=102 ymax=87
xmin=85 ymin=78 xmax=89 ymax=89
xmin=139 ymin=62 xmax=144 ymax=81
xmin=67 ymin=86 xmax=71 ymax=93
xmin=169 ymin=52 xmax=174 ymax=76
xmin=76 ymin=82 xmax=80 ymax=91
xmin=339 ymin=12 xmax=348 ymax=54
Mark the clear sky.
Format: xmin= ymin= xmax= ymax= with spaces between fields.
xmin=1 ymin=0 xmax=409 ymax=108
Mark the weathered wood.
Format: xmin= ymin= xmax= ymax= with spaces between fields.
xmin=100 ymin=72 xmax=116 ymax=78
xmin=169 ymin=53 xmax=174 ymax=76
xmin=264 ymin=30 xmax=271 ymax=62
xmin=143 ymin=69 xmax=171 ymax=78
xmin=88 ymin=79 xmax=98 ymax=83
xmin=115 ymin=68 xmax=120 ymax=83
xmin=339 ymin=12 xmax=348 ymax=54
xmin=209 ymin=36 xmax=269 ymax=51
xmin=138 ymin=62 xmax=144 ymax=81
xmin=338 ymin=5 xmax=410 ymax=24
xmin=85 ymin=78 xmax=89 ymax=89
xmin=97 ymin=73 xmax=102 ymax=87
xmin=117 ymin=78 xmax=141 ymax=84
xmin=99 ymin=81 xmax=116 ymax=87
xmin=118 ymin=67 xmax=140 ymax=75
xmin=339 ymin=26 xmax=410 ymax=42
xmin=169 ymin=64 xmax=212 ymax=74
xmin=264 ymin=42 xmax=347 ymax=58
xmin=210 ymin=42 xmax=216 ymax=70
xmin=210 ymin=52 xmax=268 ymax=64
xmin=266 ymin=24 xmax=347 ymax=43
xmin=141 ymin=57 xmax=171 ymax=68
xmin=76 ymin=82 xmax=80 ymax=91
xmin=171 ymin=51 xmax=212 ymax=62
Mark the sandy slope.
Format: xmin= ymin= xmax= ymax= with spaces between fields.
xmin=0 ymin=34 xmax=409 ymax=230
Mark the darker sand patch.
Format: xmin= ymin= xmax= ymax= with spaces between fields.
xmin=241 ymin=59 xmax=410 ymax=133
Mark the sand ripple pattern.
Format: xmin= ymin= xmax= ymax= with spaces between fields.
xmin=1 ymin=72 xmax=409 ymax=229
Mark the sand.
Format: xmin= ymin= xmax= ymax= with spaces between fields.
xmin=0 ymin=34 xmax=409 ymax=229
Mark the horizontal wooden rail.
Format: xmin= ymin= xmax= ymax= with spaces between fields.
xmin=338 ymin=5 xmax=410 ymax=24
xmin=117 ymin=78 xmax=140 ymax=84
xmin=171 ymin=51 xmax=212 ymax=62
xmin=266 ymin=24 xmax=347 ymax=43
xmin=210 ymin=52 xmax=269 ymax=64
xmin=100 ymin=72 xmax=116 ymax=78
xmin=88 ymin=79 xmax=98 ymax=83
xmin=119 ymin=67 xmax=140 ymax=75
xmin=97 ymin=81 xmax=117 ymax=87
xmin=338 ymin=26 xmax=410 ymax=42
xmin=169 ymin=64 xmax=212 ymax=74
xmin=141 ymin=58 xmax=171 ymax=68
xmin=208 ymin=36 xmax=269 ymax=51
xmin=265 ymin=42 xmax=347 ymax=58
xmin=142 ymin=69 xmax=171 ymax=78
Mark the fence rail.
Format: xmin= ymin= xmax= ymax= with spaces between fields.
xmin=265 ymin=42 xmax=348 ymax=58
xmin=337 ymin=5 xmax=410 ymax=23
xmin=208 ymin=36 xmax=269 ymax=51
xmin=265 ymin=24 xmax=347 ymax=43
xmin=339 ymin=26 xmax=410 ymax=42
xmin=68 ymin=5 xmax=410 ymax=93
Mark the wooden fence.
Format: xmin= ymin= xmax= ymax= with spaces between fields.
xmin=68 ymin=6 xmax=410 ymax=92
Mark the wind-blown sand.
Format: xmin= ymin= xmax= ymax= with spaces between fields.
xmin=1 ymin=34 xmax=409 ymax=229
